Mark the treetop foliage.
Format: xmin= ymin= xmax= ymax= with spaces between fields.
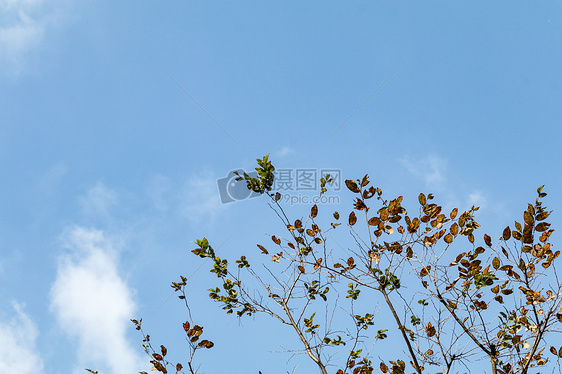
xmin=90 ymin=155 xmax=562 ymax=374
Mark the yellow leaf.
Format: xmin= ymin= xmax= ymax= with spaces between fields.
xmin=349 ymin=212 xmax=357 ymax=226
xmin=502 ymin=226 xmax=511 ymax=241
xmin=310 ymin=204 xmax=318 ymax=218
xmin=426 ymin=322 xmax=436 ymax=337
xmin=380 ymin=363 xmax=388 ymax=373
xmin=450 ymin=208 xmax=458 ymax=219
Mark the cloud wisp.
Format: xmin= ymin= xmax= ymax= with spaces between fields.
xmin=179 ymin=172 xmax=226 ymax=225
xmin=49 ymin=226 xmax=145 ymax=374
xmin=0 ymin=0 xmax=68 ymax=75
xmin=0 ymin=302 xmax=44 ymax=374
xmin=400 ymin=154 xmax=490 ymax=211
xmin=274 ymin=146 xmax=296 ymax=159
xmin=400 ymin=154 xmax=447 ymax=190
xmin=78 ymin=182 xmax=118 ymax=220
xmin=1 ymin=0 xmax=45 ymax=74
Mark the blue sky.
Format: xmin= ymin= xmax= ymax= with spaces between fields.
xmin=1 ymin=1 xmax=561 ymax=373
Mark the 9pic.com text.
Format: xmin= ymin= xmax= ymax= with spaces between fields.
xmin=273 ymin=193 xmax=340 ymax=206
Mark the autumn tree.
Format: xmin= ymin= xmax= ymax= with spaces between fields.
xmin=127 ymin=155 xmax=562 ymax=374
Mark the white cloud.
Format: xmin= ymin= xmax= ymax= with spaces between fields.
xmin=79 ymin=182 xmax=118 ymax=219
xmin=400 ymin=154 xmax=447 ymax=189
xmin=0 ymin=0 xmax=67 ymax=74
xmin=0 ymin=302 xmax=44 ymax=374
xmin=49 ymin=226 xmax=145 ymax=374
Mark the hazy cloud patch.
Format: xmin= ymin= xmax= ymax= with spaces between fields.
xmin=179 ymin=172 xmax=226 ymax=224
xmin=400 ymin=154 xmax=447 ymax=189
xmin=0 ymin=302 xmax=44 ymax=374
xmin=274 ymin=146 xmax=296 ymax=158
xmin=400 ymin=154 xmax=497 ymax=217
xmin=37 ymin=163 xmax=67 ymax=194
xmin=0 ymin=0 xmax=58 ymax=74
xmin=50 ymin=226 xmax=144 ymax=374
xmin=79 ymin=182 xmax=118 ymax=219
xmin=145 ymin=174 xmax=172 ymax=211
xmin=467 ymin=190 xmax=488 ymax=210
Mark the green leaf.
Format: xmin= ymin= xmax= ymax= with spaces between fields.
xmin=376 ymin=329 xmax=388 ymax=339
